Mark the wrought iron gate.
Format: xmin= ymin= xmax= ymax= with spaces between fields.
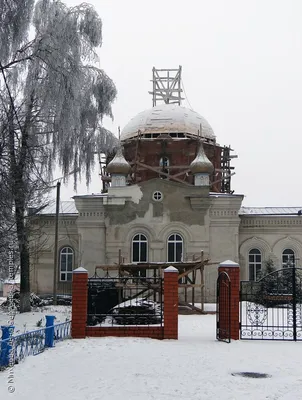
xmin=216 ymin=271 xmax=231 ymax=343
xmin=240 ymin=267 xmax=302 ymax=341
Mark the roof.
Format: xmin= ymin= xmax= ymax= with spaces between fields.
xmin=106 ymin=146 xmax=131 ymax=175
xmin=239 ymin=207 xmax=302 ymax=216
xmin=4 ymin=274 xmax=20 ymax=284
xmin=38 ymin=201 xmax=302 ymax=217
xmin=209 ymin=192 xmax=243 ymax=198
xmin=121 ymin=104 xmax=216 ymax=141
xmin=39 ymin=200 xmax=78 ymax=215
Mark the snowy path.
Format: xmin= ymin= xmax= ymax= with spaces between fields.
xmin=1 ymin=314 xmax=301 ymax=399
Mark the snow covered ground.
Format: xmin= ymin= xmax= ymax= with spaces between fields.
xmin=0 ymin=302 xmax=71 ymax=335
xmin=1 ymin=312 xmax=302 ymax=399
xmin=0 ymin=300 xmax=214 ymax=335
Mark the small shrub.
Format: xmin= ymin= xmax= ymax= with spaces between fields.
xmin=0 ymin=291 xmax=52 ymax=311
xmin=36 ymin=318 xmax=43 ymax=327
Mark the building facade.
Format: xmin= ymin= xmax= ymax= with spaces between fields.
xmin=29 ymin=69 xmax=302 ymax=303
xmin=31 ymin=198 xmax=302 ymax=303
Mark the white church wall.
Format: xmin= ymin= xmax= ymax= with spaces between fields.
xmin=239 ymin=217 xmax=302 ymax=281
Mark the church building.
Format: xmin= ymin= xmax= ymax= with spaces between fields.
xmin=30 ymin=67 xmax=302 ymax=304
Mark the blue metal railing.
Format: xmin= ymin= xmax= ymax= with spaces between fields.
xmin=0 ymin=317 xmax=71 ymax=369
xmin=12 ymin=328 xmax=46 ymax=361
xmin=54 ymin=321 xmax=71 ymax=342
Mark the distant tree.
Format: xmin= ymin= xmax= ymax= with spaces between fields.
xmin=258 ymin=258 xmax=275 ymax=279
xmin=254 ymin=259 xmax=302 ymax=307
xmin=0 ymin=0 xmax=117 ymax=311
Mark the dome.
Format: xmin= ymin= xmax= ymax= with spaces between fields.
xmin=190 ymin=142 xmax=214 ymax=175
xmin=107 ymin=146 xmax=131 ymax=175
xmin=121 ymin=104 xmax=215 ymax=142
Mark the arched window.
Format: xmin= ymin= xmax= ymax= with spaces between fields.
xmin=159 ymin=156 xmax=170 ymax=168
xmin=167 ymin=234 xmax=183 ymax=262
xmin=132 ymin=234 xmax=148 ymax=263
xmin=159 ymin=156 xmax=169 ymax=179
xmin=282 ymin=249 xmax=295 ymax=268
xmin=60 ymin=247 xmax=74 ymax=282
xmin=248 ymin=248 xmax=262 ymax=281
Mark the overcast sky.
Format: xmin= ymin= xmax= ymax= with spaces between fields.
xmin=59 ymin=0 xmax=302 ymax=207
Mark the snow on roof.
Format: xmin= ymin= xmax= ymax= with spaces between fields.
xmin=4 ymin=274 xmax=20 ymax=284
xmin=220 ymin=260 xmax=239 ymax=267
xmin=209 ymin=192 xmax=243 ymax=198
xmin=239 ymin=207 xmax=302 ymax=216
xmin=38 ymin=201 xmax=302 ymax=217
xmin=121 ymin=104 xmax=216 ymax=141
xmin=39 ymin=201 xmax=78 ymax=215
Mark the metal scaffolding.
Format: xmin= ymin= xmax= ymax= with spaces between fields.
xmin=149 ymin=66 xmax=184 ymax=106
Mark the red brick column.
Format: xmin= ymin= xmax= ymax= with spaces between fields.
xmin=164 ymin=266 xmax=179 ymax=340
xmin=218 ymin=260 xmax=240 ymax=340
xmin=71 ymin=267 xmax=88 ymax=339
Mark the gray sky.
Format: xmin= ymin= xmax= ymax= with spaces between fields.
xmin=59 ymin=0 xmax=302 ymax=207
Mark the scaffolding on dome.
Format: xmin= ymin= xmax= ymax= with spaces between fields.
xmin=100 ymin=66 xmax=237 ymax=194
xmin=149 ymin=66 xmax=184 ymax=106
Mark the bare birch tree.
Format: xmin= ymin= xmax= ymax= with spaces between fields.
xmin=0 ymin=0 xmax=117 ymax=311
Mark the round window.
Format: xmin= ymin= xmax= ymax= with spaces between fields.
xmin=152 ymin=191 xmax=163 ymax=202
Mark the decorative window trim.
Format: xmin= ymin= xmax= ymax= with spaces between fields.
xmin=239 ymin=237 xmax=271 ymax=264
xmin=282 ymin=248 xmax=295 ymax=268
xmin=272 ymin=236 xmax=302 ymax=263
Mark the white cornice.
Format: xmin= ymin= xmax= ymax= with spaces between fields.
xmin=240 ymin=218 xmax=302 ymax=227
xmin=210 ymin=210 xmax=239 ymax=217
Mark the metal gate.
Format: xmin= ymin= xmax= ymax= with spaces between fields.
xmin=216 ymin=271 xmax=231 ymax=343
xmin=240 ymin=267 xmax=302 ymax=341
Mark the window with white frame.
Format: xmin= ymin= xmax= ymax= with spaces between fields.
xmin=167 ymin=234 xmax=183 ymax=262
xmin=59 ymin=247 xmax=74 ymax=281
xmin=132 ymin=234 xmax=148 ymax=263
xmin=132 ymin=234 xmax=147 ymax=277
xmin=248 ymin=248 xmax=262 ymax=281
xmin=282 ymin=249 xmax=295 ymax=268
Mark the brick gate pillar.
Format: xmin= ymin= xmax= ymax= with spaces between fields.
xmin=218 ymin=260 xmax=240 ymax=340
xmin=71 ymin=267 xmax=88 ymax=339
xmin=164 ymin=266 xmax=179 ymax=340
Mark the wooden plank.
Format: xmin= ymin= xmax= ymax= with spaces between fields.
xmin=178 ymin=261 xmax=209 ymax=279
xmin=212 ymin=172 xmax=235 ymax=186
xmin=153 ymin=69 xmax=180 ymax=72
xmin=115 ymin=283 xmax=160 ymax=289
xmin=129 ymin=166 xmax=189 ymax=172
xmin=179 ymin=300 xmax=203 ymax=313
xmin=178 ymin=284 xmax=204 ymax=288
xmin=135 ymin=161 xmax=192 ymax=185
xmin=152 ymin=88 xmax=182 ymax=92
xmin=129 ymin=163 xmax=191 ymax=170
xmin=95 ymin=261 xmax=215 ymax=272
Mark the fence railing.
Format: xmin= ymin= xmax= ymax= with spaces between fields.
xmin=87 ymin=276 xmax=163 ymax=327
xmin=0 ymin=319 xmax=71 ymax=369
xmin=54 ymin=321 xmax=71 ymax=341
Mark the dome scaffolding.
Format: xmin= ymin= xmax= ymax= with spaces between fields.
xmin=148 ymin=66 xmax=184 ymax=106
xmin=100 ymin=66 xmax=237 ymax=194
